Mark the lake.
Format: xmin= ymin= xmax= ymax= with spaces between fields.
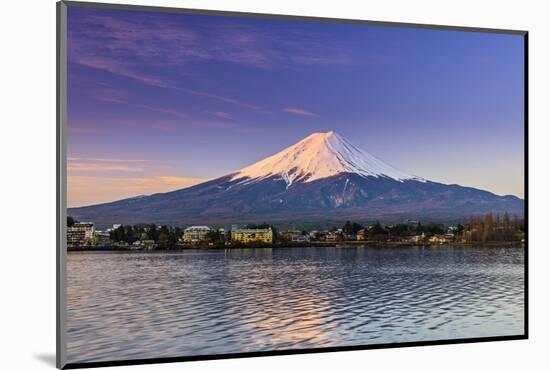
xmin=66 ymin=246 xmax=525 ymax=364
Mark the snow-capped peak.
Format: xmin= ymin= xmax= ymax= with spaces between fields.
xmin=231 ymin=131 xmax=424 ymax=187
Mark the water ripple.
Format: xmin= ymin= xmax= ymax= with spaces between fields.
xmin=67 ymin=246 xmax=524 ymax=363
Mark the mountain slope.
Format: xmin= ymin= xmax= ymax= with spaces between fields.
xmin=231 ymin=131 xmax=424 ymax=187
xmin=69 ymin=131 xmax=524 ymax=227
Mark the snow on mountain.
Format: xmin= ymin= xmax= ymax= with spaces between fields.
xmin=69 ymin=130 xmax=523 ymax=227
xmin=231 ymin=131 xmax=424 ymax=187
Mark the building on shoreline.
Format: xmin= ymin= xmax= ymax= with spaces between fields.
xmin=183 ymin=226 xmax=211 ymax=243
xmin=280 ymin=230 xmax=301 ymax=241
xmin=106 ymin=224 xmax=121 ymax=233
xmin=93 ymin=230 xmax=111 ymax=247
xmin=429 ymin=233 xmax=455 ymax=244
xmin=356 ymin=229 xmax=368 ymax=241
xmin=326 ymin=230 xmax=343 ymax=242
xmin=231 ymin=227 xmax=273 ymax=244
xmin=67 ymin=222 xmax=95 ymax=246
xmin=407 ymin=233 xmax=426 ymax=244
xmin=65 ymin=213 xmax=523 ymax=250
xmin=280 ymin=229 xmax=310 ymax=242
xmin=291 ymin=234 xmax=310 ymax=242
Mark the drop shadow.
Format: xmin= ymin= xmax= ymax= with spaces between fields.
xmin=34 ymin=353 xmax=56 ymax=367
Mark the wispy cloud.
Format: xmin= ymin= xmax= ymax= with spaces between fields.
xmin=92 ymin=87 xmax=188 ymax=119
xmin=66 ymin=156 xmax=210 ymax=206
xmin=68 ymin=126 xmax=98 ymax=134
xmin=67 ymin=157 xmax=156 ymax=173
xmin=85 ymin=86 xmax=242 ymax=131
xmin=68 ymin=9 xmax=358 ymax=123
xmin=74 ymin=56 xmax=169 ymax=87
xmin=207 ymin=111 xmax=233 ymax=120
xmin=290 ymin=55 xmax=353 ymax=65
xmin=283 ymin=107 xmax=319 ymax=117
xmin=68 ymin=174 xmax=207 ymax=207
xmin=176 ymin=87 xmax=272 ymax=114
xmin=68 ymin=162 xmax=144 ymax=173
xmin=68 ymin=157 xmax=151 ymax=163
xmin=155 ymin=176 xmax=206 ymax=188
xmin=68 ymin=9 xmax=356 ymax=87
xmin=70 ymin=115 xmax=238 ymax=136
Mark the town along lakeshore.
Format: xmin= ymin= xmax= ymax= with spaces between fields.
xmin=66 ymin=212 xmax=525 ymax=252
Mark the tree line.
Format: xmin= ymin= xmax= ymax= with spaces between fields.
xmin=462 ymin=212 xmax=524 ymax=242
xmin=67 ymin=214 xmax=524 ymax=246
xmin=110 ymin=224 xmax=183 ymax=246
xmin=340 ymin=220 xmax=447 ymax=238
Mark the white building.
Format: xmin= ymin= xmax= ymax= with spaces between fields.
xmin=67 ymin=222 xmax=95 ymax=246
xmin=106 ymin=224 xmax=122 ymax=233
xmin=291 ymin=234 xmax=310 ymax=242
xmin=183 ymin=226 xmax=211 ymax=243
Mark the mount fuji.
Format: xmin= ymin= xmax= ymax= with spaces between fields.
xmin=69 ymin=131 xmax=523 ymax=227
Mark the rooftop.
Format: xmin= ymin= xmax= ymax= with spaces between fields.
xmin=232 ymin=227 xmax=272 ymax=232
xmin=184 ymin=225 xmax=211 ymax=231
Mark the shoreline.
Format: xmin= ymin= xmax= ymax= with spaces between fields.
xmin=67 ymin=240 xmax=524 ymax=252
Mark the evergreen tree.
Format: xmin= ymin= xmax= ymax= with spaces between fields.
xmin=67 ymin=216 xmax=77 ymax=227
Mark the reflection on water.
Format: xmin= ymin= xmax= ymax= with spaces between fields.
xmin=66 ymin=246 xmax=525 ymax=363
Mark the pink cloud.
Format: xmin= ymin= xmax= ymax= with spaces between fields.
xmin=68 ymin=174 xmax=207 ymax=207
xmin=67 ymin=162 xmax=144 ymax=173
xmin=75 ymin=56 xmax=169 ymax=87
xmin=112 ymin=120 xmax=179 ymax=132
xmin=178 ymin=87 xmax=271 ymax=114
xmin=283 ymin=107 xmax=319 ymax=117
xmin=207 ymin=111 xmax=233 ymax=120
xmin=91 ymin=87 xmax=188 ymax=120
xmin=67 ymin=157 xmax=150 ymax=173
xmin=68 ymin=157 xmax=151 ymax=163
xmin=290 ymin=55 xmax=353 ymax=65
xmin=68 ymin=126 xmax=98 ymax=134
xmin=69 ymin=12 xmax=356 ymax=87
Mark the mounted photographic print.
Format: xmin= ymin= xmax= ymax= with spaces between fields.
xmin=56 ymin=1 xmax=527 ymax=368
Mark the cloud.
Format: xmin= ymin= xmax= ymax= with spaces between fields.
xmin=68 ymin=9 xmax=358 ymax=122
xmin=90 ymin=82 xmax=271 ymax=120
xmin=68 ymin=174 xmax=207 ymax=207
xmin=68 ymin=9 xmax=356 ymax=87
xmin=68 ymin=157 xmax=151 ymax=163
xmin=66 ymin=157 xmax=208 ymax=207
xmin=155 ymin=176 xmax=206 ymax=188
xmin=68 ymin=162 xmax=144 ymax=173
xmin=176 ymin=87 xmax=272 ymax=114
xmin=283 ymin=107 xmax=319 ymax=117
xmin=207 ymin=111 xmax=233 ymax=120
xmin=73 ymin=56 xmax=169 ymax=87
xmin=88 ymin=86 xmax=240 ymax=131
xmin=68 ymin=126 xmax=98 ymax=134
xmin=70 ymin=114 xmax=239 ymax=136
xmin=90 ymin=85 xmax=188 ymax=120
xmin=290 ymin=55 xmax=353 ymax=65
xmin=67 ymin=157 xmax=154 ymax=173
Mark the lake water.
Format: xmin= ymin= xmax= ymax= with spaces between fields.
xmin=66 ymin=246 xmax=525 ymax=364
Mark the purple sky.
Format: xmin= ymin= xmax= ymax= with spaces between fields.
xmin=67 ymin=6 xmax=525 ymax=207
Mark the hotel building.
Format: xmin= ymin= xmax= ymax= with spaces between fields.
xmin=67 ymin=222 xmax=95 ymax=246
xmin=231 ymin=227 xmax=273 ymax=244
xmin=183 ymin=226 xmax=211 ymax=243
